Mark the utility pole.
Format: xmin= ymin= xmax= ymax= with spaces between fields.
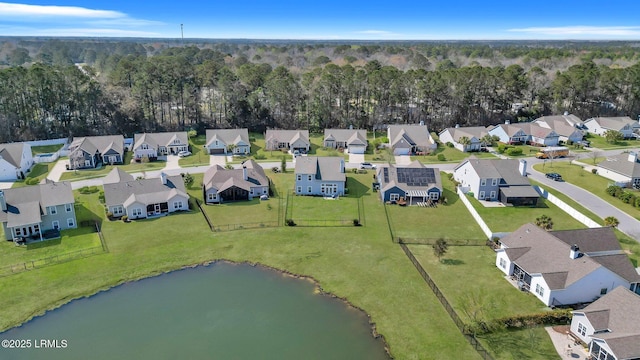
xmin=181 ymin=24 xmax=184 ymax=47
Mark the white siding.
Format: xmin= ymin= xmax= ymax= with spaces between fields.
xmin=570 ymin=313 xmax=595 ymax=344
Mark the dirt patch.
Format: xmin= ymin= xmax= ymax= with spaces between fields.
xmin=552 ymin=325 xmax=570 ymax=334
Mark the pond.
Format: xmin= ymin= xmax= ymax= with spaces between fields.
xmin=0 ymin=262 xmax=389 ymax=360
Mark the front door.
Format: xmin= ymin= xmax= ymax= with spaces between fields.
xmin=154 ymin=204 xmax=161 ymax=214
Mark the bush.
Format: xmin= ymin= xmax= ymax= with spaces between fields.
xmin=98 ymin=191 xmax=105 ymax=203
xmin=25 ymin=178 xmax=39 ymax=185
xmin=437 ymin=154 xmax=446 ymax=161
xmin=635 ymin=197 xmax=640 ymax=208
xmin=106 ymin=211 xmax=113 ymax=218
xmin=506 ymin=148 xmax=523 ymax=156
xmin=79 ymin=186 xmax=100 ymax=194
xmin=591 ymin=168 xmax=598 ymax=174
xmin=122 ymin=215 xmax=129 ymax=222
xmin=285 ymin=219 xmax=296 ymax=226
xmin=353 ymin=219 xmax=361 ymax=226
xmin=606 ymin=185 xmax=621 ymax=196
xmin=446 ymin=142 xmax=454 ymax=148
xmin=497 ymin=144 xmax=513 ymax=154
xmin=620 ymin=192 xmax=635 ymax=204
xmin=254 ymin=153 xmax=266 ymax=160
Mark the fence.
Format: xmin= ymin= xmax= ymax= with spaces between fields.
xmin=0 ymin=246 xmax=104 ymax=277
xmin=286 ymin=219 xmax=357 ymax=227
xmin=33 ymin=152 xmax=60 ymax=164
xmin=399 ymin=243 xmax=494 ymax=360
xmin=193 ymin=197 xmax=215 ymax=232
xmin=285 ymin=189 xmax=363 ymax=228
xmin=25 ymin=138 xmax=68 ymax=147
xmin=212 ymin=221 xmax=279 ymax=232
xmin=395 ymin=237 xmax=488 ymax=246
xmin=533 ymin=185 xmax=601 ymax=228
xmin=456 ymin=187 xmax=494 ymax=240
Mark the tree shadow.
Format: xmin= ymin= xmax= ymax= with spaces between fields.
xmin=441 ymin=258 xmax=465 ymax=265
xmin=441 ymin=188 xmax=459 ymax=205
xmin=346 ymin=177 xmax=369 ymax=198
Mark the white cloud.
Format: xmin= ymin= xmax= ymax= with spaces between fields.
xmin=508 ymin=26 xmax=640 ymax=37
xmin=43 ymin=28 xmax=161 ymax=37
xmin=0 ymin=2 xmax=123 ymax=18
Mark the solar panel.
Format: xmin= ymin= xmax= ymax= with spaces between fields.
xmin=383 ymin=168 xmax=389 ymax=183
xmin=397 ymin=168 xmax=435 ymax=186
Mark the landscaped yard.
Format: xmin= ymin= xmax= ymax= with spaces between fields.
xmin=178 ymin=134 xmax=210 ymax=167
xmin=59 ymin=152 xmax=166 ymax=181
xmin=585 ymin=134 xmax=640 ymax=150
xmin=468 ymin=194 xmax=587 ymax=232
xmin=387 ymin=173 xmax=485 ymax=241
xmin=12 ymin=162 xmax=56 ymax=188
xmin=410 ymin=145 xmax=496 ymax=164
xmin=478 ymin=327 xmax=560 ymax=360
xmin=532 ymin=161 xmax=640 ymax=221
xmin=31 ymin=143 xmax=64 ymax=154
xmin=226 ymin=132 xmax=293 ymax=164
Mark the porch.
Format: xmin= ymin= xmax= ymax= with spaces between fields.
xmin=406 ymin=190 xmax=439 ymax=206
xmin=146 ymin=202 xmax=169 ymax=217
xmin=219 ymin=186 xmax=249 ymax=202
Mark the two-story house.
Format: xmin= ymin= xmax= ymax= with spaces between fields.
xmin=67 ymin=135 xmax=125 ymax=170
xmin=489 ymin=122 xmax=559 ymax=146
xmin=0 ymin=142 xmax=34 ymax=181
xmin=204 ymin=129 xmax=251 ymax=155
xmin=454 ymin=158 xmax=539 ymax=206
xmin=265 ymin=130 xmax=310 ymax=153
xmin=323 ymin=129 xmax=368 ymax=154
xmin=294 ymin=156 xmax=346 ymax=196
xmin=0 ymin=180 xmax=77 ymax=241
xmin=132 ymin=132 xmax=189 ymax=160
xmin=376 ymin=161 xmax=442 ymax=205
xmin=203 ymin=160 xmax=270 ymax=203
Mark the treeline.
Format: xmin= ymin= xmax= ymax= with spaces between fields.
xmin=2 ymin=43 xmax=640 ymax=143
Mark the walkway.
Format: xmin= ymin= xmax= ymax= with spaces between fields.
xmin=545 ymin=326 xmax=589 ymax=360
xmin=47 ymin=158 xmax=69 ymax=182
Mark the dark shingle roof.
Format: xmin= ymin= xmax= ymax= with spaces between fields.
xmin=294 ymin=156 xmax=345 ymax=182
xmin=0 ymin=181 xmax=74 ymax=227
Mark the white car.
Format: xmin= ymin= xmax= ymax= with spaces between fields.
xmin=178 ymin=150 xmax=192 ymax=157
xmin=360 ymin=162 xmax=376 ymax=169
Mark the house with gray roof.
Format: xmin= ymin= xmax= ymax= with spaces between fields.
xmin=295 ymin=156 xmax=345 ymax=196
xmin=533 ymin=115 xmax=585 ymax=144
xmin=0 ymin=181 xmax=76 ymax=241
xmin=103 ymin=169 xmax=188 ymax=220
xmin=489 ymin=122 xmax=559 ymax=146
xmin=488 ymin=122 xmax=530 ymax=144
xmin=265 ymin=130 xmax=310 ymax=153
xmin=496 ymin=224 xmax=640 ymax=306
xmin=571 ymin=286 xmax=640 ymax=360
xmin=133 ymin=132 xmax=188 ymax=160
xmin=597 ymin=151 xmax=640 ymax=187
xmin=204 ymin=129 xmax=250 ymax=155
xmin=376 ymin=161 xmax=442 ymax=205
xmin=68 ymin=135 xmax=125 ymax=170
xmin=454 ymin=158 xmax=539 ymax=206
xmin=203 ymin=160 xmax=269 ymax=203
xmin=0 ymin=142 xmax=34 ymax=181
xmin=438 ymin=126 xmax=489 ymax=152
xmin=387 ymin=124 xmax=437 ymax=155
xmin=584 ymin=116 xmax=640 ymax=138
xmin=323 ymin=129 xmax=368 ymax=154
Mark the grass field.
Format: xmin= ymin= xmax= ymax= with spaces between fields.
xmin=60 ymin=152 xmax=166 ymax=181
xmin=586 ymin=134 xmax=640 ymax=150
xmin=31 ymin=144 xmax=64 ymax=154
xmin=478 ymin=327 xmax=560 ymax=360
xmin=410 ymin=146 xmax=496 ymax=163
xmin=178 ymin=135 xmax=210 ymax=167
xmin=12 ymin=162 xmax=56 ymax=188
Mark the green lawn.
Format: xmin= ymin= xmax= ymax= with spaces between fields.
xmin=532 ymin=161 xmax=640 ymax=221
xmin=469 ymin=195 xmax=587 ymax=232
xmin=0 ymin=168 xmax=491 ymax=359
xmin=478 ymin=327 xmax=560 ymax=360
xmin=60 ymin=152 xmax=165 ymax=181
xmin=224 ymin=132 xmax=293 ymax=164
xmin=178 ymin=134 xmax=210 ymax=167
xmin=586 ymin=134 xmax=640 ymax=150
xmin=411 ymin=146 xmax=496 ymax=163
xmin=31 ymin=144 xmax=64 ymax=154
xmin=388 ymin=173 xmax=485 ymax=241
xmin=12 ymin=162 xmax=56 ymax=188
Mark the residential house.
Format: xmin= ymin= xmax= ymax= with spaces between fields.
xmin=132 ymin=132 xmax=189 ymax=160
xmin=265 ymin=130 xmax=310 ymax=153
xmin=387 ymin=123 xmax=437 ymax=155
xmin=203 ymin=159 xmax=270 ymax=203
xmin=0 ymin=142 xmax=34 ymax=181
xmin=488 ymin=122 xmax=530 ymax=144
xmin=571 ymin=287 xmax=640 ymax=360
xmin=204 ymin=129 xmax=251 ymax=155
xmin=323 ymin=129 xmax=368 ymax=154
xmin=454 ymin=158 xmax=540 ymax=206
xmin=438 ymin=126 xmax=489 ymax=152
xmin=68 ymin=135 xmax=125 ymax=170
xmin=533 ymin=115 xmax=585 ymax=144
xmin=376 ymin=161 xmax=442 ymax=205
xmin=0 ymin=181 xmax=77 ymax=241
xmin=584 ymin=117 xmax=640 ymax=138
xmin=103 ymin=169 xmax=189 ymax=219
xmin=489 ymin=122 xmax=559 ymax=146
xmin=496 ymin=224 xmax=640 ymax=306
xmin=295 ymin=156 xmax=346 ymax=196
xmin=596 ymin=151 xmax=640 ymax=187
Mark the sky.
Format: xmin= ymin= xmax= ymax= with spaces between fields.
xmin=1 ymin=0 xmax=640 ymax=40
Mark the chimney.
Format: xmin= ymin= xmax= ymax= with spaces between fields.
xmin=519 ymin=159 xmax=527 ymax=177
xmin=160 ymin=172 xmax=167 ymax=185
xmin=505 ymin=120 xmax=510 ymax=125
xmin=242 ymin=164 xmax=248 ymax=180
xmin=419 ymin=120 xmax=425 ymax=126
xmin=564 ymin=111 xmax=569 ymax=116
xmin=569 ymin=244 xmax=580 ymax=259
xmin=455 ymin=123 xmax=460 ymax=128
xmin=628 ymin=151 xmax=638 ymax=163
xmin=349 ymin=124 xmax=353 ymax=130
xmin=0 ymin=190 xmax=6 ymax=211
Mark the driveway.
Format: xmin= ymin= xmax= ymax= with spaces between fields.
xmin=394 ymin=155 xmax=412 ymax=165
xmin=209 ymin=155 xmax=226 ymax=167
xmin=163 ymin=155 xmax=181 ymax=170
xmin=47 ymin=158 xmax=69 ymax=181
xmin=348 ymin=153 xmax=365 ymax=164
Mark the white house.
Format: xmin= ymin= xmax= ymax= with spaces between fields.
xmin=584 ymin=117 xmax=640 ymax=138
xmin=387 ymin=123 xmax=437 ymax=155
xmin=496 ymin=225 xmax=640 ymax=306
xmin=596 ymin=151 xmax=640 ymax=187
xmin=488 ymin=123 xmax=529 ymax=144
xmin=570 ymin=286 xmax=640 ymax=360
xmin=0 ymin=142 xmax=34 ymax=181
xmin=438 ymin=126 xmax=488 ymax=152
xmin=133 ymin=132 xmax=189 ymax=159
xmin=533 ymin=115 xmax=585 ymax=144
xmin=323 ymin=129 xmax=368 ymax=154
xmin=204 ymin=129 xmax=251 ymax=155
xmin=295 ymin=156 xmax=345 ymax=196
xmin=265 ymin=130 xmax=310 ymax=153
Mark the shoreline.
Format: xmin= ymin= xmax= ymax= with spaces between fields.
xmin=0 ymin=258 xmax=393 ymax=358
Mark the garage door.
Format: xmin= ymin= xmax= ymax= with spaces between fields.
xmin=209 ymin=148 xmax=225 ymax=155
xmin=348 ymin=145 xmax=366 ymax=154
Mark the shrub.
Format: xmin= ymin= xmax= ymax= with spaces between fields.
xmin=591 ymin=168 xmax=598 ymax=174
xmin=446 ymin=142 xmax=454 ymax=148
xmin=353 ymin=219 xmax=361 ymax=226
xmin=25 ymin=178 xmax=39 ymax=185
xmin=620 ymin=192 xmax=635 ymax=204
xmin=98 ymin=191 xmax=105 ymax=203
xmin=497 ymin=144 xmax=513 ymax=154
xmin=606 ymin=185 xmax=621 ymax=196
xmin=635 ymin=197 xmax=640 ymax=208
xmin=506 ymin=148 xmax=523 ymax=156
xmin=437 ymin=154 xmax=446 ymax=161
xmin=79 ymin=186 xmax=100 ymax=194
xmin=122 ymin=215 xmax=129 ymax=222
xmin=254 ymin=153 xmax=266 ymax=160
xmin=285 ymin=219 xmax=296 ymax=226
xmin=106 ymin=211 xmax=113 ymax=218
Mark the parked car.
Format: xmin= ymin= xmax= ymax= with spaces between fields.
xmin=545 ymin=173 xmax=563 ymax=181
xmin=360 ymin=162 xmax=376 ymax=169
xmin=178 ymin=150 xmax=192 ymax=157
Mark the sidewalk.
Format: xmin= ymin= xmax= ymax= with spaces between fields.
xmin=545 ymin=326 xmax=589 ymax=360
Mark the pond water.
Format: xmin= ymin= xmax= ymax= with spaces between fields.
xmin=0 ymin=262 xmax=389 ymax=360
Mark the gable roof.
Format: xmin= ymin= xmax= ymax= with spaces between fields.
xmin=0 ymin=142 xmax=29 ymax=168
xmin=0 ymin=181 xmax=74 ymax=227
xmin=597 ymin=152 xmax=640 ymax=178
xmin=586 ymin=117 xmax=637 ymax=131
xmin=535 ymin=117 xmax=584 ymax=137
xmin=294 ymin=156 xmax=345 ymax=182
xmin=265 ymin=130 xmax=310 ymax=146
xmin=102 ymin=168 xmax=134 ymax=185
xmin=203 ymin=159 xmax=269 ymax=192
xmin=551 ymin=227 xmax=623 ymax=254
xmin=133 ymin=132 xmax=188 ymax=150
xmin=377 ymin=161 xmax=442 ymax=194
xmin=457 ymin=159 xmax=531 ymax=186
xmin=440 ymin=127 xmax=488 ymax=142
xmin=205 ymin=129 xmax=250 ymax=147
xmin=575 ymin=287 xmax=640 ymax=359
xmin=69 ymin=135 xmax=124 ymax=156
xmin=323 ymin=129 xmax=367 ymax=146
xmin=500 ymin=224 xmax=640 ymax=289
xmin=103 ymin=173 xmax=187 ymax=208
xmin=491 ymin=123 xmax=529 ymax=137
xmin=535 ymin=114 xmax=583 ymax=128
xmin=388 ymin=124 xmax=435 ymax=149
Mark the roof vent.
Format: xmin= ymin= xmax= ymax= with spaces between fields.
xmin=570 ymin=244 xmax=581 ymax=259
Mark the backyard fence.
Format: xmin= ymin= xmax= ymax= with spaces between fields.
xmin=399 ymin=243 xmax=494 ymax=360
xmin=395 ymin=237 xmax=488 ymax=246
xmin=212 ymin=221 xmax=279 ymax=232
xmin=193 ymin=197 xmax=215 ymax=232
xmin=286 ymin=219 xmax=357 ymax=227
xmin=285 ymin=189 xmax=363 ymax=228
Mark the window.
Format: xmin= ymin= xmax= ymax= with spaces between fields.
xmin=49 ymin=206 xmax=57 ymax=215
xmin=297 ymin=186 xmax=302 ymax=193
xmin=600 ymin=288 xmax=608 ymax=295
xmin=479 ymin=191 xmax=485 ymax=200
xmin=66 ymin=203 xmax=73 ymax=212
xmin=15 ymin=228 xmax=21 ymax=236
xmin=577 ymin=322 xmax=587 ymax=336
xmin=307 ymin=186 xmax=312 ymax=193
xmin=297 ymin=175 xmax=302 ymax=181
xmin=429 ymin=192 xmax=439 ymax=200
xmin=481 ymin=179 xmax=486 ymax=186
xmin=263 ymin=189 xmax=267 ymax=194
xmin=499 ymin=258 xmax=506 ymax=269
xmin=52 ymin=221 xmax=60 ymax=230
xmin=174 ymin=201 xmax=183 ymax=209
xmin=208 ymin=193 xmax=215 ymax=201
xmin=308 ymin=175 xmax=312 ymax=181
xmin=113 ymin=206 xmax=124 ymax=215
xmin=132 ymin=208 xmax=142 ymax=217
xmin=67 ymin=218 xmax=75 ymax=227
xmin=490 ymin=191 xmax=496 ymax=199
xmin=491 ymin=178 xmax=498 ymax=186
xmin=390 ymin=193 xmax=400 ymax=201
xmin=535 ymin=284 xmax=544 ymax=297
